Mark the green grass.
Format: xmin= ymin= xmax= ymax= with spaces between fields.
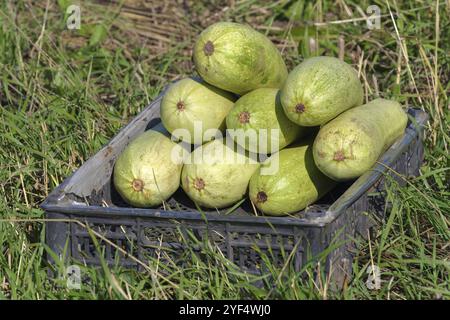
xmin=0 ymin=0 xmax=449 ymax=299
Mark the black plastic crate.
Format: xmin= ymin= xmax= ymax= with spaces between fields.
xmin=41 ymin=94 xmax=428 ymax=285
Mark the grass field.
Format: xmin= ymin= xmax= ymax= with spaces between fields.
xmin=0 ymin=0 xmax=448 ymax=299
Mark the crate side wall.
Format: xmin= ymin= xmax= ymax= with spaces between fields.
xmin=322 ymin=128 xmax=424 ymax=287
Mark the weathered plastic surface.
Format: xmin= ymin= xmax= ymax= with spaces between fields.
xmin=41 ymin=93 xmax=428 ymax=286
